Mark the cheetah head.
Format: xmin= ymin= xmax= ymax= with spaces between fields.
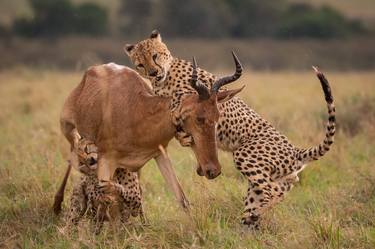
xmin=75 ymin=137 xmax=98 ymax=175
xmin=124 ymin=30 xmax=173 ymax=84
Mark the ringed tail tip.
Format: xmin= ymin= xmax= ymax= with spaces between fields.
xmin=312 ymin=65 xmax=324 ymax=79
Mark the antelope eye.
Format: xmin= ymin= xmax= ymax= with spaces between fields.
xmin=196 ymin=117 xmax=205 ymax=124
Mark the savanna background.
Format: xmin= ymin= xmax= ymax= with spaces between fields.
xmin=0 ymin=0 xmax=374 ymax=248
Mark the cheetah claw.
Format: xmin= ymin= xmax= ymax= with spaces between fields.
xmin=176 ymin=133 xmax=194 ymax=147
xmin=97 ymin=181 xmax=118 ymax=203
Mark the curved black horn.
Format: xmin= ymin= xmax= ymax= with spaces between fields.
xmin=211 ymin=51 xmax=243 ymax=93
xmin=190 ymin=57 xmax=210 ymax=100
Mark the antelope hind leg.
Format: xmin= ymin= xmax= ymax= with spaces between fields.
xmin=53 ymin=160 xmax=72 ymax=215
xmin=53 ymin=128 xmax=83 ymax=215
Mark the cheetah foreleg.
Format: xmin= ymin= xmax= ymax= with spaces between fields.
xmin=175 ymin=130 xmax=194 ymax=147
xmin=66 ymin=178 xmax=87 ymax=226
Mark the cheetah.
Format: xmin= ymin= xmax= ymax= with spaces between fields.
xmin=66 ymin=133 xmax=145 ymax=233
xmin=124 ymin=30 xmax=336 ymax=229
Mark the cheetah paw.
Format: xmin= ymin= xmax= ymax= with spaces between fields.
xmin=98 ymin=181 xmax=118 ymax=203
xmin=175 ymin=133 xmax=194 ymax=147
xmin=241 ymin=215 xmax=260 ymax=230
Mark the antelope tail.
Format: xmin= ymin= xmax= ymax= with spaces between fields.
xmin=53 ymin=160 xmax=72 ymax=215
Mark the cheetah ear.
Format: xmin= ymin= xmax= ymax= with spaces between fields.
xmin=124 ymin=44 xmax=135 ymax=55
xmin=150 ymin=29 xmax=162 ymax=42
xmin=216 ymin=85 xmax=245 ymax=103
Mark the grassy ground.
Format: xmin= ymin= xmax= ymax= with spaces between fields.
xmin=0 ymin=68 xmax=374 ymax=248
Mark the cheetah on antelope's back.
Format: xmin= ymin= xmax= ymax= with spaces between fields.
xmin=124 ymin=30 xmax=336 ymax=229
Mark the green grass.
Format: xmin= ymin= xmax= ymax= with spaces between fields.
xmin=0 ymin=68 xmax=374 ymax=248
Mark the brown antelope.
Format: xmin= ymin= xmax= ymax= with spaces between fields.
xmin=53 ymin=56 xmax=244 ymax=215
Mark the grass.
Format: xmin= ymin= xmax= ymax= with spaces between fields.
xmin=0 ymin=68 xmax=374 ymax=248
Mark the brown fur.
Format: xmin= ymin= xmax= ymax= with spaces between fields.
xmin=54 ymin=63 xmax=242 ymax=215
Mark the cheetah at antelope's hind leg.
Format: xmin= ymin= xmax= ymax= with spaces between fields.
xmin=124 ymin=31 xmax=336 ymax=229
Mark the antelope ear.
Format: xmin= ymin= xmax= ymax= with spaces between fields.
xmin=216 ymin=86 xmax=245 ymax=103
xmin=150 ymin=29 xmax=162 ymax=42
xmin=124 ymin=44 xmax=135 ymax=55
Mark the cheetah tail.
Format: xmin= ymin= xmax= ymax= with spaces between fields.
xmin=297 ymin=67 xmax=336 ymax=164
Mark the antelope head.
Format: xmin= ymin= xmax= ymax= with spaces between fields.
xmin=176 ymin=52 xmax=244 ymax=179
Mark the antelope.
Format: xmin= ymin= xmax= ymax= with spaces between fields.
xmin=53 ymin=56 xmax=244 ymax=215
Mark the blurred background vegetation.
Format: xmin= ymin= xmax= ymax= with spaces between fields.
xmin=0 ymin=0 xmax=374 ymax=70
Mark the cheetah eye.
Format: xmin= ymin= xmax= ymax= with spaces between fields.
xmin=137 ymin=64 xmax=144 ymax=68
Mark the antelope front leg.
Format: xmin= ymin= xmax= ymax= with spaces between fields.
xmin=97 ymin=156 xmax=118 ymax=203
xmin=97 ymin=156 xmax=117 ymax=182
xmin=155 ymin=146 xmax=190 ymax=210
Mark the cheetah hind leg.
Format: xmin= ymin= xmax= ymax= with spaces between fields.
xmin=242 ymin=174 xmax=300 ymax=229
xmin=138 ymin=203 xmax=149 ymax=225
xmin=270 ymin=174 xmax=299 ymax=205
xmin=65 ymin=178 xmax=88 ymax=229
xmin=119 ymin=206 xmax=131 ymax=224
xmin=92 ymin=202 xmax=109 ymax=234
xmin=241 ymin=182 xmax=273 ymax=230
xmin=241 ymin=176 xmax=290 ymax=230
xmin=120 ymin=199 xmax=148 ymax=226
